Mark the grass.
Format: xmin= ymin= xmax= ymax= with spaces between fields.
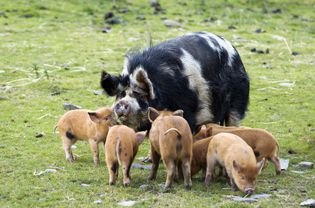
xmin=0 ymin=0 xmax=314 ymax=207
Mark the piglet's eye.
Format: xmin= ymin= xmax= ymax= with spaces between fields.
xmin=241 ymin=176 xmax=245 ymax=180
xmin=132 ymin=91 xmax=140 ymax=96
xmin=104 ymin=116 xmax=111 ymax=121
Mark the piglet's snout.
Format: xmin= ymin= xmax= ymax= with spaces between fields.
xmin=244 ymin=187 xmax=254 ymax=195
xmin=114 ymin=101 xmax=130 ymax=117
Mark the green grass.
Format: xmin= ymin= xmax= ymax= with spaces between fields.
xmin=0 ymin=0 xmax=314 ymax=207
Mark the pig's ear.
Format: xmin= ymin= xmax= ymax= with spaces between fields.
xmin=205 ymin=126 xmax=213 ymax=137
xmin=173 ymin=109 xmax=184 ymax=117
xmin=134 ymin=68 xmax=155 ymax=100
xmin=100 ymin=70 xmax=120 ymax=96
xmin=135 ymin=130 xmax=147 ymax=145
xmin=195 ymin=125 xmax=204 ymax=135
xmin=233 ymin=160 xmax=240 ymax=172
xmin=88 ymin=112 xmax=100 ymax=123
xmin=148 ymin=107 xmax=160 ymax=122
xmin=256 ymin=158 xmax=265 ymax=175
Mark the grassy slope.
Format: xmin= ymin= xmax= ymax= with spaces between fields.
xmin=0 ymin=0 xmax=314 ymax=207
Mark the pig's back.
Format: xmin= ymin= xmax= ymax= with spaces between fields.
xmin=57 ymin=109 xmax=93 ymax=139
xmin=109 ymin=125 xmax=134 ymax=151
xmin=211 ymin=133 xmax=256 ymax=167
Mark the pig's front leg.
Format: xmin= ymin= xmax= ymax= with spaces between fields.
xmin=89 ymin=139 xmax=100 ymax=166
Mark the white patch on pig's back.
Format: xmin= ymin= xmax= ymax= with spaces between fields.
xmin=180 ymin=49 xmax=213 ymax=125
xmin=196 ymin=32 xmax=236 ymax=66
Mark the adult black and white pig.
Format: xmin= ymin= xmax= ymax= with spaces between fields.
xmin=100 ymin=32 xmax=249 ymax=132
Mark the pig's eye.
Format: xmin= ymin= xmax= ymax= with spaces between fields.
xmin=132 ymin=91 xmax=140 ymax=97
xmin=117 ymin=91 xmax=126 ymax=99
xmin=241 ymin=176 xmax=245 ymax=180
xmin=104 ymin=116 xmax=111 ymax=121
xmin=132 ymin=90 xmax=146 ymax=99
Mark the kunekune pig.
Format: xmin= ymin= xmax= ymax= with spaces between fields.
xmin=105 ymin=125 xmax=146 ymax=186
xmin=205 ymin=133 xmax=265 ymax=195
xmin=148 ymin=107 xmax=193 ymax=190
xmin=100 ymin=32 xmax=249 ymax=133
xmin=197 ymin=123 xmax=281 ymax=175
xmin=55 ymin=107 xmax=114 ymax=166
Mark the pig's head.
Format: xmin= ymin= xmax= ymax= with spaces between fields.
xmin=88 ymin=107 xmax=115 ymax=135
xmin=193 ymin=125 xmax=212 ymax=141
xmin=100 ymin=67 xmax=156 ymax=130
xmin=231 ymin=158 xmax=265 ymax=195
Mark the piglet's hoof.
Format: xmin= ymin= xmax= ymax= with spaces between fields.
xmin=123 ymin=178 xmax=131 ymax=187
xmin=141 ymin=156 xmax=152 ymax=163
xmin=162 ymin=186 xmax=172 ymax=193
xmin=94 ymin=161 xmax=100 ymax=167
xmin=67 ymin=156 xmax=75 ymax=163
xmin=185 ymin=184 xmax=192 ymax=190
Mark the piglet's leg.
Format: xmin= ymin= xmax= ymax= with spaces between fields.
xmin=173 ymin=160 xmax=179 ymax=182
xmin=181 ymin=157 xmax=192 ymax=190
xmin=122 ymin=162 xmax=131 ymax=186
xmin=148 ymin=147 xmax=160 ymax=181
xmin=107 ymin=160 xmax=118 ymax=185
xmin=62 ymin=135 xmax=76 ymax=162
xmin=164 ymin=158 xmax=176 ymax=189
xmin=204 ymin=154 xmax=216 ymax=186
xmin=230 ymin=178 xmax=237 ymax=191
xmin=89 ymin=139 xmax=100 ymax=166
xmin=270 ymin=156 xmax=281 ymax=175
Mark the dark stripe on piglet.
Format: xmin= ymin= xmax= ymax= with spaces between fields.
xmin=66 ymin=131 xmax=75 ymax=140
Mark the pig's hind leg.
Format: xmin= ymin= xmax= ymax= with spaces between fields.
xmin=270 ymin=156 xmax=281 ymax=175
xmin=62 ymin=132 xmax=77 ymax=162
xmin=181 ymin=157 xmax=192 ymax=190
xmin=163 ymin=158 xmax=176 ymax=189
xmin=204 ymin=153 xmax=217 ymax=186
xmin=107 ymin=160 xmax=119 ymax=185
xmin=148 ymin=147 xmax=161 ymax=181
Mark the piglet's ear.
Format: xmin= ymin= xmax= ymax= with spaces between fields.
xmin=88 ymin=112 xmax=100 ymax=123
xmin=135 ymin=131 xmax=147 ymax=145
xmin=205 ymin=127 xmax=213 ymax=137
xmin=148 ymin=107 xmax=160 ymax=123
xmin=100 ymin=70 xmax=119 ymax=96
xmin=232 ymin=160 xmax=240 ymax=172
xmin=256 ymin=158 xmax=265 ymax=175
xmin=195 ymin=125 xmax=203 ymax=135
xmin=173 ymin=109 xmax=184 ymax=117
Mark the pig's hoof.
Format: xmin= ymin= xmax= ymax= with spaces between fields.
xmin=109 ymin=181 xmax=115 ymax=186
xmin=276 ymin=170 xmax=281 ymax=175
xmin=163 ymin=186 xmax=172 ymax=193
xmin=231 ymin=186 xmax=237 ymax=191
xmin=67 ymin=157 xmax=75 ymax=163
xmin=141 ymin=156 xmax=152 ymax=163
xmin=185 ymin=184 xmax=192 ymax=190
xmin=204 ymin=179 xmax=210 ymax=186
xmin=123 ymin=178 xmax=131 ymax=187
xmin=148 ymin=176 xmax=156 ymax=181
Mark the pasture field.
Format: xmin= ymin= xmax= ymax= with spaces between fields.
xmin=0 ymin=0 xmax=314 ymax=207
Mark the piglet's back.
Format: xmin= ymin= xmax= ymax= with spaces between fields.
xmin=57 ymin=109 xmax=93 ymax=138
xmin=106 ymin=125 xmax=135 ymax=155
xmin=158 ymin=116 xmax=192 ymax=138
xmin=212 ymin=133 xmax=256 ymax=167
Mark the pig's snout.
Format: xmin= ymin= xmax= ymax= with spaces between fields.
xmin=244 ymin=187 xmax=254 ymax=195
xmin=114 ymin=101 xmax=130 ymax=117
